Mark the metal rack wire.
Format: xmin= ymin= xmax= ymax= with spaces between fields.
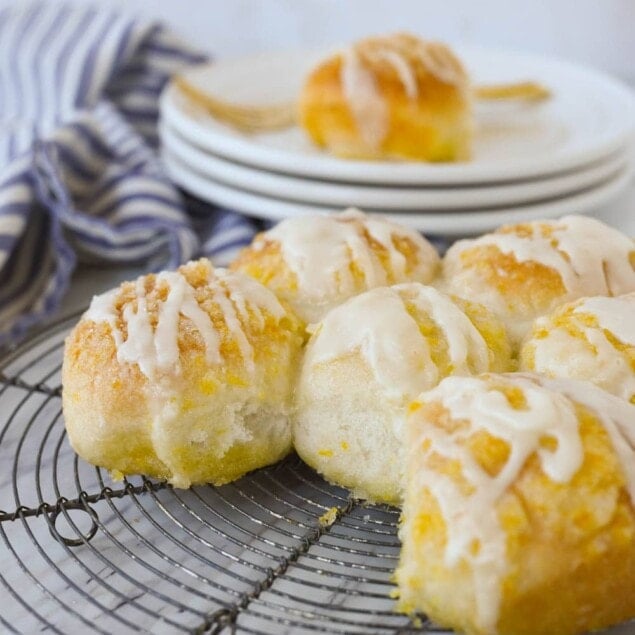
xmin=0 ymin=312 xmax=446 ymax=634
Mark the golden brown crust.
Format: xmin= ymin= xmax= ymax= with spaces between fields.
xmin=101 ymin=259 xmax=260 ymax=366
xmin=497 ymin=406 xmax=635 ymax=635
xmin=63 ymin=320 xmax=169 ymax=478
xmin=458 ymin=245 xmax=567 ymax=315
xmin=298 ymin=33 xmax=472 ymax=161
xmin=519 ymin=295 xmax=635 ymax=403
xmin=230 ymin=236 xmax=299 ymax=298
xmin=230 ymin=228 xmax=436 ymax=307
xmin=62 ymin=259 xmax=304 ymax=486
xmin=292 ymin=284 xmax=513 ymax=506
xmin=442 ymin=216 xmax=635 ymax=348
xmin=230 ymin=213 xmax=441 ymax=326
xmin=399 ymin=380 xmax=635 ymax=635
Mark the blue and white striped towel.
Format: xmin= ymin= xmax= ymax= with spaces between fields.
xmin=0 ymin=2 xmax=259 ymax=346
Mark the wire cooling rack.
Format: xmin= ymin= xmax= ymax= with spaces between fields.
xmin=0 ymin=312 xmax=445 ymax=635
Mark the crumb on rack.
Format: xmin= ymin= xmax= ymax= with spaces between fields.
xmin=411 ymin=615 xmax=423 ymax=628
xmin=318 ymin=507 xmax=339 ymax=527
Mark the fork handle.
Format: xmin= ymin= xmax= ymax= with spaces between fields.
xmin=473 ymin=81 xmax=551 ymax=101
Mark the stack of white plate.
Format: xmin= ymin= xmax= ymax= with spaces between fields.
xmin=160 ymin=47 xmax=635 ymax=237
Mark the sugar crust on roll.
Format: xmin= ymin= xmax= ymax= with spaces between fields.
xmin=62 ymin=259 xmax=303 ymax=488
xmin=398 ymin=372 xmax=635 ymax=635
xmin=230 ymin=208 xmax=440 ymax=324
xmin=520 ymin=292 xmax=635 ymax=403
xmin=298 ymin=33 xmax=472 ymax=161
xmin=293 ymin=283 xmax=512 ymax=504
xmin=441 ymin=215 xmax=635 ymax=346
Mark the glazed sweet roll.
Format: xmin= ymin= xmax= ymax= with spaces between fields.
xmin=292 ymin=283 xmax=512 ymax=504
xmin=520 ymin=293 xmax=635 ymax=403
xmin=299 ymin=33 xmax=472 ymax=161
xmin=397 ymin=372 xmax=635 ymax=635
xmin=62 ymin=259 xmax=303 ymax=488
xmin=230 ymin=208 xmax=440 ymax=324
xmin=441 ymin=215 xmax=635 ymax=346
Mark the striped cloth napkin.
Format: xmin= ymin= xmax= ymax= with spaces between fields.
xmin=0 ymin=2 xmax=259 ymax=346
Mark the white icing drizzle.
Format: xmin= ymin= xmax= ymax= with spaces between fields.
xmin=83 ymin=265 xmax=286 ymax=380
xmin=451 ymin=215 xmax=635 ymax=300
xmin=338 ymin=36 xmax=467 ymax=149
xmin=83 ymin=288 xmax=123 ymax=346
xmin=340 ymin=35 xmax=468 ymax=150
xmin=364 ymin=216 xmax=409 ymax=278
xmin=306 ymin=284 xmax=490 ymax=403
xmin=361 ymin=209 xmax=439 ymax=277
xmin=410 ymin=372 xmax=635 ymax=633
xmin=539 ymin=374 xmax=635 ymax=502
xmin=155 ymin=271 xmax=221 ymax=372
xmin=216 ymin=267 xmax=286 ymax=326
xmin=574 ymin=293 xmax=635 ymax=345
xmin=415 ymin=40 xmax=465 ymax=86
xmin=341 ymin=47 xmax=389 ymax=150
xmin=528 ymin=293 xmax=635 ymax=401
xmin=374 ymin=48 xmax=418 ymax=98
xmin=117 ymin=277 xmax=158 ymax=378
xmin=308 ymin=286 xmax=435 ymax=401
xmin=582 ymin=328 xmax=635 ymax=401
xmin=530 ymin=323 xmax=635 ymax=402
xmin=263 ymin=208 xmax=438 ymax=308
xmin=210 ymin=279 xmax=254 ymax=374
xmin=404 ymin=285 xmax=490 ymax=373
xmin=265 ymin=209 xmax=383 ymax=302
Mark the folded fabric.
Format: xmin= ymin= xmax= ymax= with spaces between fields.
xmin=0 ymin=2 xmax=259 ymax=346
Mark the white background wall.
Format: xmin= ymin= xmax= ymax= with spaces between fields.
xmin=3 ymin=0 xmax=635 ymax=82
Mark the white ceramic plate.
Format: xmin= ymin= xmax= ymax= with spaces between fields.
xmin=163 ymin=150 xmax=633 ymax=236
xmin=160 ymin=46 xmax=635 ymax=185
xmin=161 ymin=122 xmax=629 ymax=211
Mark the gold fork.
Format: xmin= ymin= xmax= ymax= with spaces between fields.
xmin=173 ymin=75 xmax=551 ymax=135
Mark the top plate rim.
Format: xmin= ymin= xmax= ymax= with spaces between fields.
xmin=160 ymin=45 xmax=635 ymax=185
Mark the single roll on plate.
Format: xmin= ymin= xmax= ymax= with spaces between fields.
xmin=230 ymin=208 xmax=440 ymax=325
xmin=397 ymin=372 xmax=635 ymax=635
xmin=520 ymin=293 xmax=635 ymax=403
xmin=293 ymin=283 xmax=512 ymax=504
xmin=298 ymin=33 xmax=472 ymax=161
xmin=62 ymin=259 xmax=303 ymax=488
xmin=441 ymin=215 xmax=635 ymax=346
